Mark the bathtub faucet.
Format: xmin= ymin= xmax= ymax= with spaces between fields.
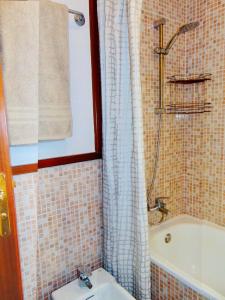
xmin=149 ymin=197 xmax=169 ymax=223
xmin=77 ymin=267 xmax=93 ymax=289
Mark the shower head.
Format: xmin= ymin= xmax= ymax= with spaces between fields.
xmin=178 ymin=21 xmax=200 ymax=34
xmin=164 ymin=21 xmax=199 ymax=54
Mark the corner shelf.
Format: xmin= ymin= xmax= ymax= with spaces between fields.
xmin=165 ymin=102 xmax=212 ymax=114
xmin=167 ymin=73 xmax=212 ymax=84
xmin=164 ymin=73 xmax=213 ymax=115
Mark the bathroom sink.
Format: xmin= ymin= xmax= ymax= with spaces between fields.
xmin=51 ymin=268 xmax=136 ymax=300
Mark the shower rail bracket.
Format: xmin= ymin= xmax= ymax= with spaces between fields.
xmin=155 ymin=108 xmax=166 ymax=114
xmin=154 ymin=47 xmax=168 ymax=55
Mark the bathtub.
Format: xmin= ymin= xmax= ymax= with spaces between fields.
xmin=149 ymin=214 xmax=225 ymax=300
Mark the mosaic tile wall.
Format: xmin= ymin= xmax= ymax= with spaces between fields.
xmin=14 ymin=173 xmax=38 ymax=300
xmin=151 ymin=263 xmax=209 ymax=300
xmin=141 ymin=0 xmax=225 ymax=226
xmin=183 ymin=0 xmax=225 ymax=226
xmin=141 ymin=0 xmax=187 ymax=224
xmin=141 ymin=0 xmax=225 ymax=299
xmin=14 ymin=160 xmax=103 ymax=300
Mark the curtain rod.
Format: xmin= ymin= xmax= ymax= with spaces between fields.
xmin=68 ymin=8 xmax=85 ymax=26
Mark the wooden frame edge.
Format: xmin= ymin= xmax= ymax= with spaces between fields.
xmin=0 ymin=66 xmax=23 ymax=299
xmin=89 ymin=0 xmax=102 ymax=155
xmin=12 ymin=2 xmax=102 ymax=176
xmin=12 ymin=153 xmax=101 ymax=175
xmin=38 ymin=152 xmax=101 ymax=169
xmin=12 ymin=163 xmax=38 ymax=176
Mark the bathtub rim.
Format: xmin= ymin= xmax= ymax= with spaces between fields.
xmin=149 ymin=214 xmax=225 ymax=300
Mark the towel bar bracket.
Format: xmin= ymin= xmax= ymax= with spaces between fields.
xmin=68 ymin=9 xmax=85 ymax=26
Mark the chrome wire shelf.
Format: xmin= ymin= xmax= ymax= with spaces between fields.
xmin=167 ymin=73 xmax=212 ymax=84
xmin=165 ymin=102 xmax=212 ymax=114
xmin=159 ymin=73 xmax=214 ymax=115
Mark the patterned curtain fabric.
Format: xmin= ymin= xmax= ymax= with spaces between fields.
xmin=97 ymin=1 xmax=151 ymax=299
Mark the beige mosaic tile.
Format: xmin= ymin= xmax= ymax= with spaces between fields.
xmin=141 ymin=0 xmax=225 ymax=226
xmin=37 ymin=160 xmax=103 ymax=300
xmin=14 ymin=160 xmax=103 ymax=300
xmin=14 ymin=173 xmax=38 ymax=300
xmin=184 ymin=0 xmax=225 ymax=227
xmin=142 ymin=0 xmax=225 ymax=298
xmin=141 ymin=0 xmax=187 ymax=224
xmin=151 ymin=263 xmax=209 ymax=300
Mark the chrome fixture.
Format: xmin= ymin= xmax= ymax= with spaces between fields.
xmin=164 ymin=21 xmax=199 ymax=53
xmin=149 ymin=197 xmax=169 ymax=224
xmin=153 ymin=19 xmax=199 ymax=112
xmin=165 ymin=233 xmax=172 ymax=243
xmin=77 ymin=268 xmax=93 ymax=289
xmin=68 ymin=9 xmax=85 ymax=26
xmin=24 ymin=0 xmax=85 ymax=27
xmin=149 ymin=197 xmax=169 ymax=214
xmin=154 ymin=21 xmax=199 ymax=56
xmin=146 ymin=19 xmax=200 ymax=217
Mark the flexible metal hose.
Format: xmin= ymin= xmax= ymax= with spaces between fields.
xmin=147 ymin=113 xmax=162 ymax=211
xmin=147 ymin=114 xmax=171 ymax=226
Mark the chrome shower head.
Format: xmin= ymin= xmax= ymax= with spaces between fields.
xmin=178 ymin=21 xmax=199 ymax=34
xmin=164 ymin=21 xmax=199 ymax=53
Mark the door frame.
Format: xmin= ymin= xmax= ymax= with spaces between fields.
xmin=0 ymin=65 xmax=23 ymax=299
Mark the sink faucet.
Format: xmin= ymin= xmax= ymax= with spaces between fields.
xmin=77 ymin=268 xmax=93 ymax=289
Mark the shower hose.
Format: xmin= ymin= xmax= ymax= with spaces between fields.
xmin=147 ymin=113 xmax=165 ymax=225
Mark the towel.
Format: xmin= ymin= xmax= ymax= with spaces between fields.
xmin=0 ymin=1 xmax=39 ymax=145
xmin=39 ymin=0 xmax=72 ymax=141
xmin=0 ymin=0 xmax=72 ymax=145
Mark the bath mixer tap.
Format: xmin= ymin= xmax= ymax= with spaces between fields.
xmin=148 ymin=197 xmax=169 ymax=225
xmin=148 ymin=197 xmax=169 ymax=224
xmin=149 ymin=197 xmax=169 ymax=214
xmin=77 ymin=268 xmax=93 ymax=289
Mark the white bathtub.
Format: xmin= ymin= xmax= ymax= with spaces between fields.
xmin=149 ymin=214 xmax=225 ymax=300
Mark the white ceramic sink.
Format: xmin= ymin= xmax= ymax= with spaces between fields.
xmin=51 ymin=268 xmax=136 ymax=300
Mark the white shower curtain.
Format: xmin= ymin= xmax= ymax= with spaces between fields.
xmin=97 ymin=1 xmax=151 ymax=299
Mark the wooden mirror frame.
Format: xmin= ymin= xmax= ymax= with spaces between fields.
xmin=12 ymin=1 xmax=102 ymax=176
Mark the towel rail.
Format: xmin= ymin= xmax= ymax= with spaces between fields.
xmin=23 ymin=0 xmax=85 ymax=27
xmin=68 ymin=9 xmax=85 ymax=26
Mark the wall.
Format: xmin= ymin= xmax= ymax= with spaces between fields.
xmin=141 ymin=0 xmax=225 ymax=298
xmin=184 ymin=0 xmax=225 ymax=226
xmin=14 ymin=160 xmax=102 ymax=300
xmin=151 ymin=263 xmax=208 ymax=300
xmin=10 ymin=0 xmax=95 ymax=166
xmin=141 ymin=0 xmax=225 ymax=227
xmin=11 ymin=1 xmax=103 ymax=299
xmin=141 ymin=0 xmax=187 ymax=224
xmin=15 ymin=173 xmax=38 ymax=299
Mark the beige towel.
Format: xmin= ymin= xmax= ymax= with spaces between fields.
xmin=0 ymin=1 xmax=39 ymax=145
xmin=39 ymin=0 xmax=72 ymax=141
xmin=0 ymin=0 xmax=72 ymax=145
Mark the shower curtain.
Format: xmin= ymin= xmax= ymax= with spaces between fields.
xmin=97 ymin=1 xmax=151 ymax=299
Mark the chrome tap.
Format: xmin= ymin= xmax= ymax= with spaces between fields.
xmin=77 ymin=268 xmax=93 ymax=289
xmin=148 ymin=197 xmax=169 ymax=224
xmin=149 ymin=197 xmax=169 ymax=215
